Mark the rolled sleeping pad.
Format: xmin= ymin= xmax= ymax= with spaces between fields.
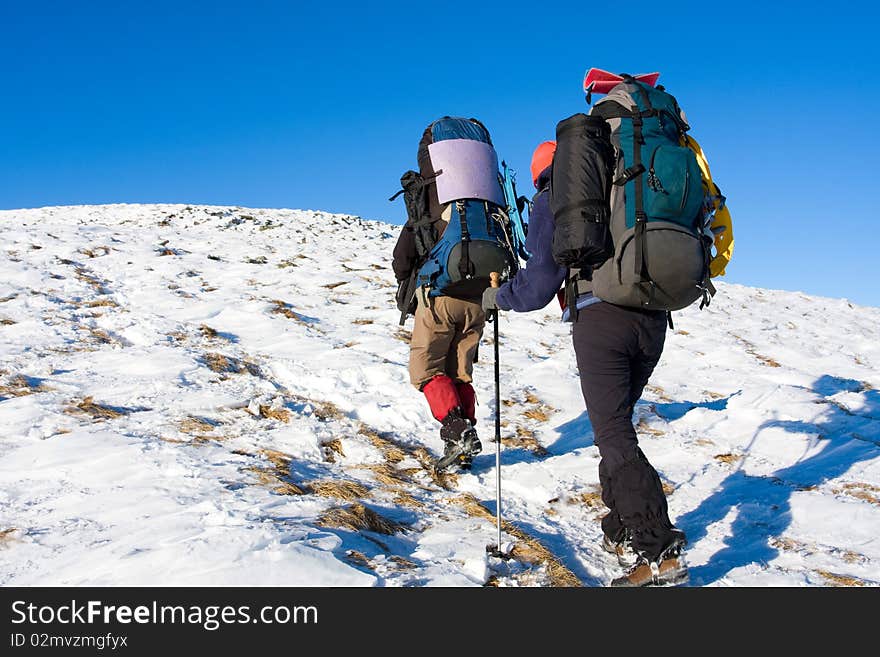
xmin=550 ymin=113 xmax=615 ymax=269
xmin=427 ymin=139 xmax=505 ymax=207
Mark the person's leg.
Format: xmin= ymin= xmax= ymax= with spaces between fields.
xmin=409 ymin=295 xmax=460 ymax=420
xmin=455 ymin=381 xmax=476 ymax=424
xmin=573 ymin=303 xmax=675 ymax=561
xmin=573 ymin=302 xmax=637 ymax=544
xmin=446 ymin=297 xmax=486 ymax=389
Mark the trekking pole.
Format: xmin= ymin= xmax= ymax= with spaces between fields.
xmin=487 ymin=271 xmax=506 ymax=559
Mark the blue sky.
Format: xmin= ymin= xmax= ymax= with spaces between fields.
xmin=2 ymin=1 xmax=878 ymax=306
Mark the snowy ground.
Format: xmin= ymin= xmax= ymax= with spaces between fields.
xmin=1 ymin=203 xmax=878 ymax=587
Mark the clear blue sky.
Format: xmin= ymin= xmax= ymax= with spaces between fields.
xmin=2 ymin=1 xmax=878 ymax=306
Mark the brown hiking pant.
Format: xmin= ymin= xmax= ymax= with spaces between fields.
xmin=409 ymin=292 xmax=486 ymax=389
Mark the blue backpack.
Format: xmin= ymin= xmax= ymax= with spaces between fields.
xmin=413 ymin=117 xmax=519 ymax=300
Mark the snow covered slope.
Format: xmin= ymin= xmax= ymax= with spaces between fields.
xmin=1 ymin=204 xmax=879 ymax=587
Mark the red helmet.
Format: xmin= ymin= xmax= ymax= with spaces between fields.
xmin=530 ymin=140 xmax=556 ymax=188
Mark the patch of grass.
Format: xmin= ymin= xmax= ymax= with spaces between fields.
xmin=355 ymin=463 xmax=414 ymax=488
xmin=644 ymin=384 xmax=673 ymax=403
xmin=501 ymin=426 xmax=549 ymax=457
xmin=198 ymin=325 xmax=218 ymax=339
xmin=202 ymin=353 xmax=262 ymax=377
xmin=85 ymin=299 xmax=118 ymax=308
xmin=0 ymin=318 xmax=15 ymax=325
xmin=313 ymin=401 xmax=344 ymax=422
xmin=454 ymin=493 xmax=582 ymax=587
xmin=358 ymin=425 xmax=408 ymax=464
xmin=394 ymin=328 xmax=412 ymax=343
xmin=67 ymin=397 xmax=125 ymax=420
xmin=714 ymin=453 xmax=742 ymax=465
xmin=568 ymin=487 xmax=604 ymax=511
xmin=308 ymin=479 xmax=370 ymax=501
xmin=80 ymin=246 xmax=111 ymax=258
xmin=0 ymin=375 xmax=53 ymax=399
xmin=0 ymin=528 xmax=21 ymax=548
xmin=270 ymin=300 xmax=310 ymax=325
xmin=345 ymin=550 xmax=373 ymax=568
xmin=246 ymin=256 xmax=268 ymax=265
xmin=353 ymin=318 xmax=374 ymax=326
xmin=732 ymin=333 xmax=781 ymax=368
xmin=259 ymin=405 xmax=290 ymax=422
xmin=318 ymin=503 xmax=406 ymax=535
xmin=178 ymin=416 xmax=220 ymax=435
xmin=392 ymin=492 xmax=425 ymax=509
xmin=322 ymin=439 xmax=345 ymax=463
xmin=833 ymin=482 xmax=880 ymax=506
xmin=814 ymin=570 xmax=866 ymax=587
xmin=0 ymin=295 xmax=17 ymax=303
xmin=637 ymin=417 xmax=666 ymax=436
xmin=322 ymin=281 xmax=348 ymax=290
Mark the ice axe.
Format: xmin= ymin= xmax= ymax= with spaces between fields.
xmin=486 ymin=271 xmax=511 ymax=560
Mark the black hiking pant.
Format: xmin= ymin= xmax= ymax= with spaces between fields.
xmin=572 ymin=301 xmax=677 ymax=561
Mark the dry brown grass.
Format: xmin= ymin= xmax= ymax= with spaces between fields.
xmin=353 ymin=318 xmax=374 ymax=326
xmin=412 ymin=447 xmax=458 ymax=489
xmin=198 ymin=324 xmax=219 ymax=339
xmin=389 ymin=555 xmax=417 ymax=569
xmin=85 ymin=299 xmax=118 ymax=308
xmin=501 ymin=426 xmax=549 ymax=457
xmin=394 ymin=328 xmax=412 ymax=343
xmin=67 ymin=397 xmax=125 ymax=420
xmin=86 ymin=327 xmax=116 ymax=345
xmin=244 ymin=449 xmax=306 ymax=496
xmin=270 ymin=300 xmax=309 ymax=325
xmin=247 ymin=468 xmax=306 ymax=496
xmin=523 ymin=408 xmax=550 ymax=422
xmin=358 ymin=425 xmax=409 ymax=464
xmin=0 ymin=318 xmax=16 ymax=325
xmin=714 ymin=453 xmax=742 ymax=465
xmin=0 ymin=375 xmax=53 ymax=398
xmin=259 ymin=405 xmax=290 ymax=422
xmin=662 ymin=481 xmax=676 ymax=496
xmin=313 ymin=401 xmax=344 ymax=422
xmin=0 ymin=528 xmax=20 ymax=548
xmin=0 ymin=295 xmax=16 ymax=303
xmin=644 ymin=384 xmax=673 ymax=403
xmin=814 ymin=570 xmax=866 ymax=587
xmin=323 ymin=281 xmax=348 ymax=290
xmin=318 ymin=503 xmax=406 ymax=535
xmin=392 ymin=491 xmax=425 ymax=509
xmin=80 ymin=246 xmax=111 ymax=258
xmin=202 ymin=353 xmax=262 ymax=377
xmin=732 ymin=334 xmax=781 ymax=368
xmin=453 ymin=493 xmax=582 ymax=587
xmin=354 ymin=463 xmax=417 ymax=489
xmin=568 ymin=487 xmax=605 ymax=511
xmin=178 ymin=416 xmax=219 ymax=434
xmin=833 ymin=482 xmax=880 ymax=506
xmin=345 ymin=550 xmax=372 ymax=568
xmin=308 ymin=479 xmax=370 ymax=501
xmin=322 ymin=439 xmax=345 ymax=463
xmin=637 ymin=417 xmax=666 ymax=436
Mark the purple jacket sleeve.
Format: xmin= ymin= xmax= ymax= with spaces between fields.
xmin=495 ymin=185 xmax=567 ymax=312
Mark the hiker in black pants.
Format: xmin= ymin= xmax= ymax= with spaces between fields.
xmin=482 ymin=141 xmax=687 ymax=586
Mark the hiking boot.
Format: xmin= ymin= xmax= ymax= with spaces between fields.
xmin=610 ymin=530 xmax=688 ymax=587
xmin=602 ymin=530 xmax=638 ymax=568
xmin=435 ymin=408 xmax=482 ymax=471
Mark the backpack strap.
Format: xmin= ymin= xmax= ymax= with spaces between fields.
xmin=621 ymin=75 xmax=655 ymax=299
xmin=456 ymin=201 xmax=472 ymax=280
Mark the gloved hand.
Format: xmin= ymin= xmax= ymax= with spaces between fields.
xmin=482 ymin=286 xmax=500 ymax=312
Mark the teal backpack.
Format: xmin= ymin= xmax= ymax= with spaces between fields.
xmin=555 ymin=75 xmax=715 ymax=314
